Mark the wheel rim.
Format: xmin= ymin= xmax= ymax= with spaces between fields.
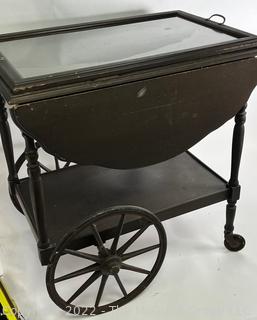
xmin=15 ymin=143 xmax=71 ymax=175
xmin=46 ymin=206 xmax=167 ymax=315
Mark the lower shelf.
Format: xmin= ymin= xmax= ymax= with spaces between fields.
xmin=17 ymin=152 xmax=229 ymax=248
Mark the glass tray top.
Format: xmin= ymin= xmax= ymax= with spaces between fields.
xmin=0 ymin=16 xmax=237 ymax=79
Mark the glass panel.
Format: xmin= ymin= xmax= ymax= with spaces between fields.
xmin=0 ymin=17 xmax=236 ymax=79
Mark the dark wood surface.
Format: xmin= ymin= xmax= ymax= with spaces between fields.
xmin=12 ymin=58 xmax=257 ymax=169
xmin=17 ymin=152 xmax=228 ymax=252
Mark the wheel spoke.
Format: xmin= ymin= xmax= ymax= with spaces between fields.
xmin=66 ymin=271 xmax=101 ymax=304
xmin=15 ymin=152 xmax=26 ymax=173
xmin=114 ymin=274 xmax=127 ymax=297
xmin=121 ymin=263 xmax=150 ymax=275
xmin=55 ymin=157 xmax=60 ymax=170
xmin=122 ymin=244 xmax=160 ymax=261
xmin=117 ymin=224 xmax=150 ymax=255
xmin=64 ymin=162 xmax=71 ymax=168
xmin=64 ymin=249 xmax=101 ymax=263
xmin=95 ymin=275 xmax=109 ymax=307
xmin=111 ymin=214 xmax=125 ymax=253
xmin=54 ymin=263 xmax=100 ymax=284
xmin=38 ymin=162 xmax=51 ymax=172
xmin=90 ymin=224 xmax=109 ymax=256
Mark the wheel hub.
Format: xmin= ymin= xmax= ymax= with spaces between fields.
xmin=100 ymin=255 xmax=122 ymax=275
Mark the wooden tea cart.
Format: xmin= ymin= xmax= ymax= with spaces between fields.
xmin=0 ymin=10 xmax=257 ymax=316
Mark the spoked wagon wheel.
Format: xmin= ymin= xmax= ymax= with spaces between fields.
xmin=13 ymin=142 xmax=71 ymax=214
xmin=46 ymin=206 xmax=167 ymax=316
xmin=15 ymin=142 xmax=71 ymax=175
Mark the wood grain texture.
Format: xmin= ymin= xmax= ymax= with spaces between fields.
xmin=12 ymin=58 xmax=257 ymax=169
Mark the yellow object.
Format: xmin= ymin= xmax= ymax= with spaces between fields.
xmin=0 ymin=279 xmax=20 ymax=320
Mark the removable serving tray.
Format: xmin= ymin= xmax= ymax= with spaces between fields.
xmin=0 ymin=10 xmax=257 ymax=104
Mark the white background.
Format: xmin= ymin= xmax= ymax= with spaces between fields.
xmin=0 ymin=1 xmax=257 ymax=320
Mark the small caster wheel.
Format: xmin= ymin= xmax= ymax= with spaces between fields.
xmin=224 ymin=234 xmax=246 ymax=252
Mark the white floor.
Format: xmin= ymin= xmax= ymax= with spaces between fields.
xmin=1 ymin=1 xmax=257 ymax=320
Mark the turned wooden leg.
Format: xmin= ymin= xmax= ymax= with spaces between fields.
xmin=0 ymin=95 xmax=22 ymax=212
xmin=23 ymin=133 xmax=52 ymax=261
xmin=224 ymin=105 xmax=247 ymax=252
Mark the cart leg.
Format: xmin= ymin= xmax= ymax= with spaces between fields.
xmin=224 ymin=105 xmax=246 ymax=252
xmin=0 ymin=96 xmax=22 ymax=212
xmin=23 ymin=133 xmax=53 ymax=263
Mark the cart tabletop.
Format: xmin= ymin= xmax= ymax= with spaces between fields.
xmin=0 ymin=10 xmax=257 ymax=105
xmin=0 ymin=15 xmax=237 ymax=78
